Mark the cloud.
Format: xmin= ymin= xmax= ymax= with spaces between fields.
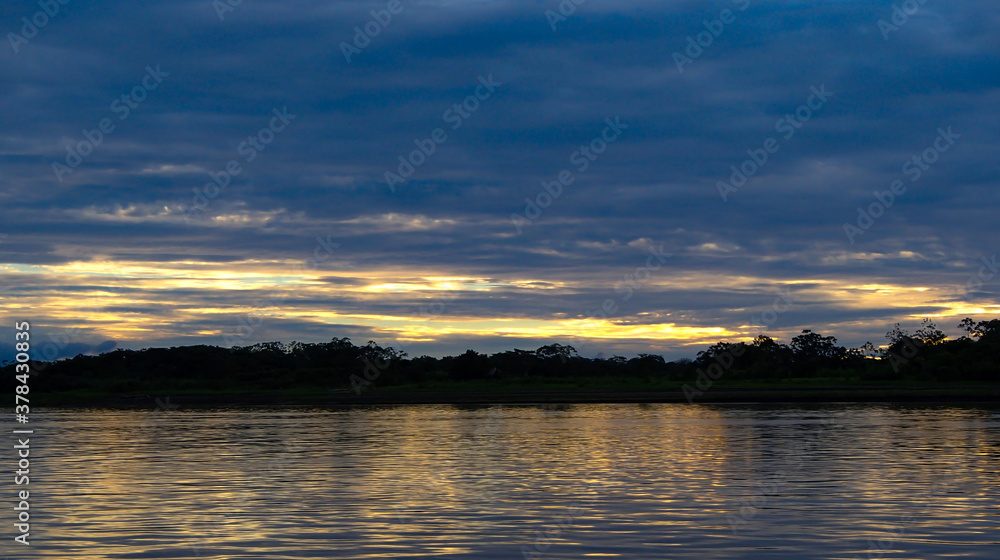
xmin=1 ymin=0 xmax=998 ymax=359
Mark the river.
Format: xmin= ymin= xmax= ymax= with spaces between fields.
xmin=8 ymin=403 xmax=999 ymax=558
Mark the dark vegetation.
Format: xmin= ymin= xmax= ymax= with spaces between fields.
xmin=4 ymin=318 xmax=999 ymax=398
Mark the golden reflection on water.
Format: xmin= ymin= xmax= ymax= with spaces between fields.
xmin=8 ymin=404 xmax=999 ymax=559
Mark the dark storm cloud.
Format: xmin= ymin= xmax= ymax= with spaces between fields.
xmin=1 ymin=0 xmax=998 ymax=358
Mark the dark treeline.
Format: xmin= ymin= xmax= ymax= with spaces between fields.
xmin=4 ymin=318 xmax=999 ymax=396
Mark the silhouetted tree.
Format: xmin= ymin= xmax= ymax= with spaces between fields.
xmin=914 ymin=319 xmax=947 ymax=346
xmin=6 ymin=317 xmax=1000 ymax=398
xmin=535 ymin=344 xmax=578 ymax=361
xmin=790 ymin=330 xmax=846 ymax=375
xmin=449 ymin=350 xmax=491 ymax=380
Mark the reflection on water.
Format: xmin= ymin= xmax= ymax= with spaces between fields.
xmin=7 ymin=404 xmax=999 ymax=559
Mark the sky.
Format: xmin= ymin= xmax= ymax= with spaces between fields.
xmin=1 ymin=0 xmax=998 ymax=362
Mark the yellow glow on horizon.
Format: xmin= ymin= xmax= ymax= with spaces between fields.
xmin=2 ymin=256 xmax=996 ymax=351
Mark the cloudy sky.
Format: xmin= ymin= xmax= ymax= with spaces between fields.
xmin=1 ymin=0 xmax=998 ymax=362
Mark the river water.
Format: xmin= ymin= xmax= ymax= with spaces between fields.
xmin=7 ymin=403 xmax=999 ymax=559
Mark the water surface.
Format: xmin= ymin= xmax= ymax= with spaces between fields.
xmin=9 ymin=403 xmax=1000 ymax=558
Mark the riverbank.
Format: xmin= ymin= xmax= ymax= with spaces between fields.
xmin=34 ymin=383 xmax=1000 ymax=408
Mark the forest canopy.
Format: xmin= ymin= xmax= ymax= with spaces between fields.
xmin=5 ymin=318 xmax=999 ymax=397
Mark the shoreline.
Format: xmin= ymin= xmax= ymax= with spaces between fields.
xmin=35 ymin=385 xmax=1000 ymax=408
